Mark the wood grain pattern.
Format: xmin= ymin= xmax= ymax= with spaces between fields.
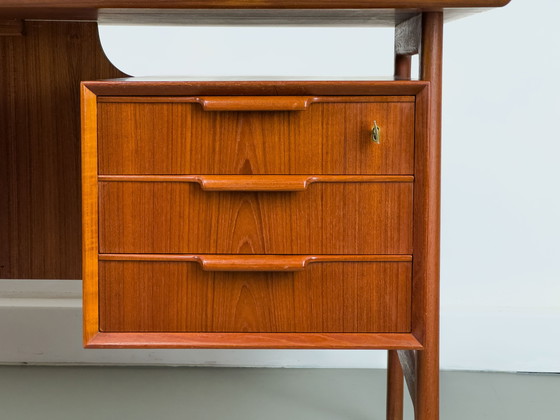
xmin=84 ymin=80 xmax=428 ymax=97
xmin=0 ymin=21 xmax=124 ymax=279
xmin=99 ymin=260 xmax=412 ymax=333
xmin=98 ymin=180 xmax=413 ymax=255
xmin=86 ymin=332 xmax=423 ymax=350
xmin=81 ymin=85 xmax=100 ymax=345
xmin=98 ymin=95 xmax=414 ymax=103
xmin=98 ymin=99 xmax=415 ymax=175
xmin=0 ymin=19 xmax=23 ymax=36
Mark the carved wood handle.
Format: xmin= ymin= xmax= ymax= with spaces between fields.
xmin=97 ymin=175 xmax=415 ymax=192
xmin=99 ymin=254 xmax=414 ymax=272
xmin=197 ymin=255 xmax=312 ymax=272
xmin=194 ymin=175 xmax=312 ymax=191
xmin=195 ymin=96 xmax=316 ymax=111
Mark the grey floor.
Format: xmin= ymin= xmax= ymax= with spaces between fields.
xmin=0 ymin=366 xmax=558 ymax=420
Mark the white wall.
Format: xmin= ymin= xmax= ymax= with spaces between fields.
xmin=441 ymin=0 xmax=560 ymax=371
xmin=97 ymin=24 xmax=395 ymax=78
xmin=2 ymin=0 xmax=559 ymax=372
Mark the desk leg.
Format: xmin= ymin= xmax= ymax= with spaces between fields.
xmin=414 ymin=10 xmax=443 ymax=420
xmin=387 ymin=350 xmax=404 ymax=420
xmin=415 ymin=347 xmax=439 ymax=420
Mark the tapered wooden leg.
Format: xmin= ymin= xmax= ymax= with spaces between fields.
xmin=414 ymin=10 xmax=443 ymax=420
xmin=387 ymin=350 xmax=404 ymax=420
xmin=415 ymin=348 xmax=439 ymax=420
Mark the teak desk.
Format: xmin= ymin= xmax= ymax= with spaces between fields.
xmin=0 ymin=2 xmax=510 ymax=419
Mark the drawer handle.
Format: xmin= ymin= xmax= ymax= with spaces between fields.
xmin=195 ymin=96 xmax=316 ymax=111
xmin=194 ymin=175 xmax=311 ymax=192
xmin=98 ymin=175 xmax=415 ymax=191
xmin=99 ymin=254 xmax=414 ymax=271
xmin=198 ymin=255 xmax=312 ymax=272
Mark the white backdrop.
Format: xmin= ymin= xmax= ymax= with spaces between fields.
xmin=2 ymin=0 xmax=559 ymax=372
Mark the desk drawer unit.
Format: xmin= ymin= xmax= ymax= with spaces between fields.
xmin=82 ymin=81 xmax=429 ymax=350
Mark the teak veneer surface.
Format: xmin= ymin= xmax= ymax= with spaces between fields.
xmin=81 ymin=81 xmax=428 ymax=351
xmin=84 ymin=80 xmax=429 ymax=97
xmin=98 ymin=180 xmax=413 ymax=255
xmin=98 ymin=99 xmax=415 ymax=175
xmin=0 ymin=21 xmax=124 ymax=279
xmin=99 ymin=260 xmax=412 ymax=333
xmin=87 ymin=332 xmax=423 ymax=350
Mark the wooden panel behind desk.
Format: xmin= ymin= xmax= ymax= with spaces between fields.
xmin=0 ymin=21 xmax=124 ymax=279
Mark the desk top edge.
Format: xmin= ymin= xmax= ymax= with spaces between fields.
xmin=0 ymin=1 xmax=511 ymax=22
xmin=81 ymin=79 xmax=430 ymax=96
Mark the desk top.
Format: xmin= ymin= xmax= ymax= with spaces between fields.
xmin=0 ymin=1 xmax=511 ymax=22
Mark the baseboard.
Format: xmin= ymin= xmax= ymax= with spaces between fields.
xmin=1 ymin=280 xmax=558 ymax=372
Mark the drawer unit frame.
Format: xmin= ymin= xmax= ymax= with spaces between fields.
xmin=82 ymin=80 xmax=431 ymax=350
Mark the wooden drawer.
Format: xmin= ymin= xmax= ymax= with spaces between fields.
xmin=98 ymin=176 xmax=413 ymax=255
xmin=99 ymin=257 xmax=412 ymax=333
xmin=97 ymin=96 xmax=415 ymax=175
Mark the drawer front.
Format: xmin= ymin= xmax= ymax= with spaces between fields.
xmin=99 ymin=259 xmax=412 ymax=333
xmin=98 ymin=179 xmax=413 ymax=254
xmin=98 ymin=98 xmax=415 ymax=175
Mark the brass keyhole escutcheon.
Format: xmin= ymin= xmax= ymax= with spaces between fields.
xmin=371 ymin=121 xmax=381 ymax=144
